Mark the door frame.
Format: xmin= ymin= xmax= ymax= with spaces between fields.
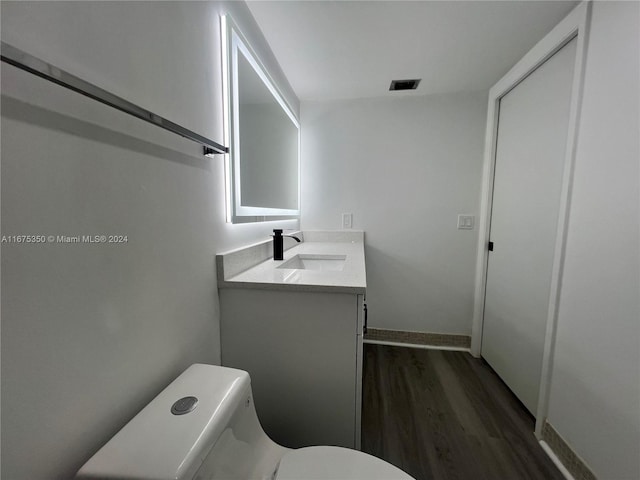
xmin=470 ymin=2 xmax=591 ymax=436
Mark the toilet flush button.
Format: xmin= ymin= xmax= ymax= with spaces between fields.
xmin=171 ymin=396 xmax=198 ymax=415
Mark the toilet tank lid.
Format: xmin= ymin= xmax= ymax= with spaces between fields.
xmin=76 ymin=364 xmax=250 ymax=480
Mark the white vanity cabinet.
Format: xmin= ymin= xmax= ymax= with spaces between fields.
xmin=219 ymin=289 xmax=365 ymax=449
xmin=216 ymin=231 xmax=366 ymax=449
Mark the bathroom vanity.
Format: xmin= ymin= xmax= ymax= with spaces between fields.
xmin=216 ymin=231 xmax=366 ymax=449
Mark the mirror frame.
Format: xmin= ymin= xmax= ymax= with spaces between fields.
xmin=222 ymin=14 xmax=301 ymax=223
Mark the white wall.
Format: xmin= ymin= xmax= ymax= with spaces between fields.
xmin=546 ymin=2 xmax=640 ymax=479
xmin=301 ymin=93 xmax=487 ymax=334
xmin=0 ymin=2 xmax=298 ymax=479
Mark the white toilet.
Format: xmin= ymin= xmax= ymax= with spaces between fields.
xmin=76 ymin=364 xmax=415 ymax=480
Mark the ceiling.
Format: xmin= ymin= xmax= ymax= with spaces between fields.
xmin=246 ymin=0 xmax=578 ymax=102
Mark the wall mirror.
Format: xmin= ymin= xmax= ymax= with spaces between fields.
xmin=223 ymin=15 xmax=300 ymax=223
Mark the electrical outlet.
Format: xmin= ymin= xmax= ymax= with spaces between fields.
xmin=342 ymin=213 xmax=353 ymax=229
xmin=457 ymin=214 xmax=475 ymax=230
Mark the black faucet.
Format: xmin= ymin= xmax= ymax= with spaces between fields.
xmin=272 ymin=229 xmax=301 ymax=260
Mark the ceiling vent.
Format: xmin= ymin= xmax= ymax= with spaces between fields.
xmin=389 ymin=79 xmax=421 ymax=91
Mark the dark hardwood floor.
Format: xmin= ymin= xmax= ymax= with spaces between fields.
xmin=362 ymin=344 xmax=564 ymax=480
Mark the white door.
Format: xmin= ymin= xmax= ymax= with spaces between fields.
xmin=482 ymin=38 xmax=577 ymax=415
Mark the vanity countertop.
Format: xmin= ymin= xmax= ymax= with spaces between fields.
xmin=217 ymin=232 xmax=366 ymax=294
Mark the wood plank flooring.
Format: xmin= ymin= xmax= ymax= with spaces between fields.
xmin=362 ymin=344 xmax=564 ymax=480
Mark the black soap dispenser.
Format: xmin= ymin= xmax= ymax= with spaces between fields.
xmin=272 ymin=229 xmax=284 ymax=260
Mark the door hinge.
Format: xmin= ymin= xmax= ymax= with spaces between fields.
xmin=363 ymin=303 xmax=368 ymax=334
xmin=488 ymin=241 xmax=494 ymax=252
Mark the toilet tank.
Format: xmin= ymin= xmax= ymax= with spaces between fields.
xmin=76 ymin=364 xmax=284 ymax=480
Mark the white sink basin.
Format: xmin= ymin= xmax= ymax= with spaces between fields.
xmin=278 ymin=254 xmax=347 ymax=271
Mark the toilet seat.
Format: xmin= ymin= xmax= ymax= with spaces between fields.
xmin=275 ymin=446 xmax=415 ymax=479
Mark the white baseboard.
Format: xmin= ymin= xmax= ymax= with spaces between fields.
xmin=540 ymin=440 xmax=576 ymax=480
xmin=363 ymin=339 xmax=471 ymax=353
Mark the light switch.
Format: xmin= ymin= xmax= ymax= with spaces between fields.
xmin=342 ymin=213 xmax=353 ymax=229
xmin=457 ymin=214 xmax=475 ymax=230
